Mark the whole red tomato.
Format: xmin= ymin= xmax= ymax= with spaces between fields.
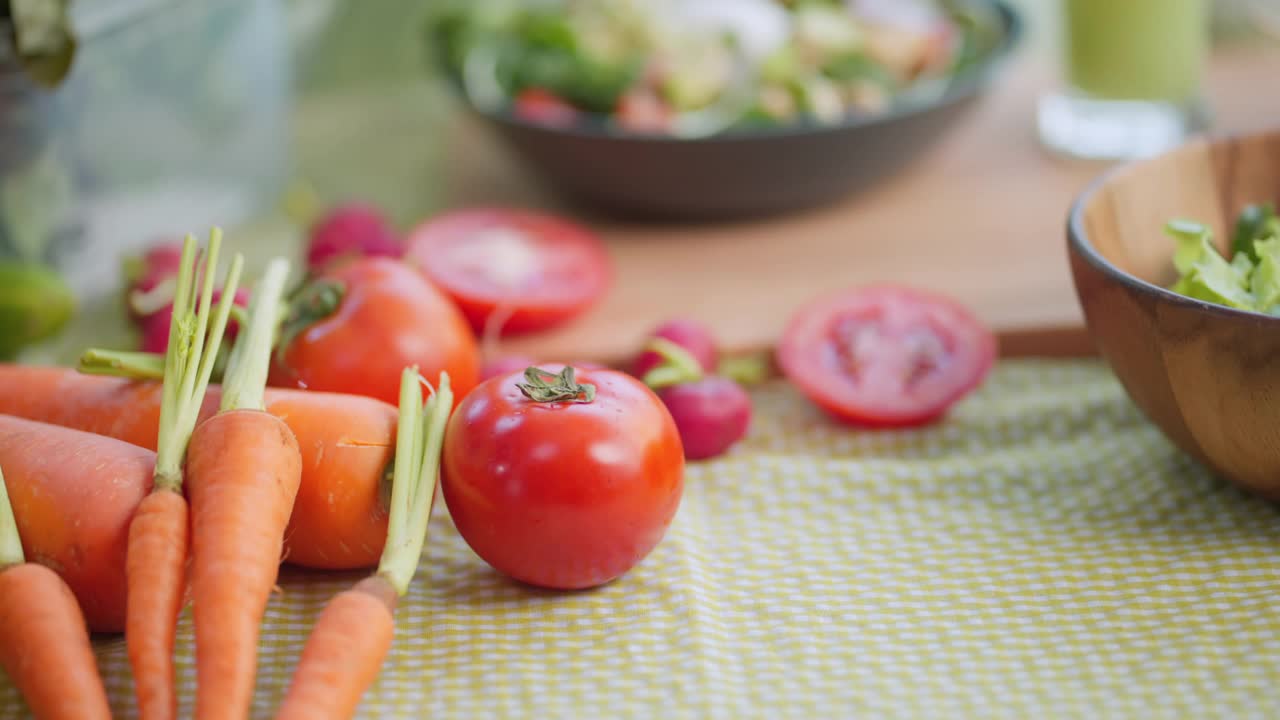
xmin=442 ymin=365 xmax=685 ymax=590
xmin=269 ymin=257 xmax=481 ymax=405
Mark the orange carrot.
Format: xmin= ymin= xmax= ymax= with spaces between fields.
xmin=127 ymin=230 xmax=244 ymax=720
xmin=275 ymin=577 xmax=397 ymax=720
xmin=184 ymin=257 xmax=303 ymax=720
xmin=0 ymin=462 xmax=113 ymax=720
xmin=0 ymin=415 xmax=154 ymax=633
xmin=0 ymin=366 xmax=397 ymax=569
xmin=277 ymin=368 xmax=453 ymax=720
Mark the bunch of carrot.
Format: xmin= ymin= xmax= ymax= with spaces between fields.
xmin=120 ymin=230 xmax=311 ymax=720
xmin=277 ymin=367 xmax=452 ymax=719
xmin=0 ymin=365 xmax=399 ymax=570
xmin=0 ymin=229 xmax=452 ymax=720
xmin=0 ymin=460 xmax=113 ymax=720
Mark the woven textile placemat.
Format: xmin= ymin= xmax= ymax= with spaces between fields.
xmin=2 ymin=360 xmax=1278 ymax=719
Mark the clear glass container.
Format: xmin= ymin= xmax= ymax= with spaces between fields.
xmin=0 ymin=0 xmax=291 ymax=298
xmin=1037 ymin=0 xmax=1210 ymax=161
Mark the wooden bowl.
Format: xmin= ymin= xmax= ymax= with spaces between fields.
xmin=1068 ymin=128 xmax=1280 ymax=499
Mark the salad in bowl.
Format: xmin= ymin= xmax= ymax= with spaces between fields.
xmin=430 ymin=0 xmax=1007 ymax=138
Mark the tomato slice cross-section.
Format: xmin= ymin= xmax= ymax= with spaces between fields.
xmin=778 ymin=286 xmax=996 ymax=427
xmin=405 ymin=208 xmax=612 ymax=336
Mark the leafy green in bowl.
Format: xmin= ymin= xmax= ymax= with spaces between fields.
xmin=1166 ymin=203 xmax=1280 ymax=314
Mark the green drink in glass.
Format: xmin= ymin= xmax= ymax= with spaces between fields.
xmin=1039 ymin=0 xmax=1210 ymax=160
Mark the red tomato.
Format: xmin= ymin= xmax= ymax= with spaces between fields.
xmin=777 ymin=286 xmax=995 ymax=427
xmin=614 ymin=89 xmax=673 ymax=134
xmin=441 ymin=365 xmax=685 ymax=590
xmin=404 ymin=208 xmax=612 ymax=335
xmin=513 ymin=88 xmax=579 ymax=127
xmin=269 ymin=257 xmax=481 ymax=406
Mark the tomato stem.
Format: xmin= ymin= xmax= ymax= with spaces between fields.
xmin=275 ymin=278 xmax=345 ymax=370
xmin=641 ymin=338 xmax=704 ymax=390
xmin=516 ymin=366 xmax=596 ymax=404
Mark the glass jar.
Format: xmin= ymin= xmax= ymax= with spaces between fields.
xmin=0 ymin=0 xmax=291 ymax=299
xmin=1037 ymin=0 xmax=1210 ymax=161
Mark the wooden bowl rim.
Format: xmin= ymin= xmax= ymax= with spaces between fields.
xmin=1067 ymin=127 xmax=1280 ymax=325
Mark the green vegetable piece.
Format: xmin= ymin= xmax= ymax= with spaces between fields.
xmin=1166 ymin=219 xmax=1215 ymax=275
xmin=0 ymin=261 xmax=73 ymax=360
xmin=718 ymin=354 xmax=772 ymax=386
xmin=1231 ymin=203 xmax=1277 ymax=264
xmin=822 ymin=52 xmax=892 ymax=87
xmin=1165 ymin=219 xmax=1257 ymax=309
xmin=7 ymin=0 xmax=76 ymax=88
xmin=663 ymin=63 xmax=727 ymax=111
xmin=1231 ymin=251 xmax=1255 ymax=278
xmin=518 ymin=9 xmax=579 ymax=54
xmin=1251 ymin=236 xmax=1280 ymax=312
xmin=502 ymin=40 xmax=639 ymax=113
xmin=793 ymin=4 xmax=863 ymax=56
xmin=1178 ymin=263 xmax=1255 ymax=310
xmin=795 ymin=75 xmax=845 ymax=124
xmin=760 ymin=45 xmax=799 ymax=85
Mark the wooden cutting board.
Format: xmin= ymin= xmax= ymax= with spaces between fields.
xmin=436 ymin=42 xmax=1280 ymax=366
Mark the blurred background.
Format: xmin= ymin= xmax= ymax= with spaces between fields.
xmin=2 ymin=0 xmax=1279 ymax=362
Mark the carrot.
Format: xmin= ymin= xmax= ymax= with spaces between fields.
xmin=0 ymin=462 xmax=113 ymax=720
xmin=276 ymin=368 xmax=453 ymax=720
xmin=0 ymin=415 xmax=154 ymax=632
xmin=128 ymin=230 xmax=244 ymax=720
xmin=183 ymin=256 xmax=303 ymax=720
xmin=0 ymin=366 xmax=398 ymax=569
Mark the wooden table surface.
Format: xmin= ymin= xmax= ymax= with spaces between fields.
xmin=430 ymin=35 xmax=1280 ymax=366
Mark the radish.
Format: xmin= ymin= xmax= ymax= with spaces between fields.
xmin=633 ymin=319 xmax=717 ymax=379
xmin=657 ymin=377 xmax=751 ymax=460
xmin=306 ymin=204 xmax=402 ymax=273
xmin=640 ymin=336 xmax=751 ymax=460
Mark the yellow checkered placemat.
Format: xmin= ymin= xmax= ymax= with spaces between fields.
xmin=2 ymin=360 xmax=1278 ymax=719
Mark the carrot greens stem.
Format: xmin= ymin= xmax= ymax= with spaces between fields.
xmin=0 ymin=465 xmax=22 ymax=569
xmin=640 ymin=337 xmax=705 ymax=389
xmin=220 ymin=258 xmax=290 ymax=412
xmin=379 ymin=368 xmax=453 ymax=595
xmin=77 ymin=349 xmax=166 ymax=379
xmin=153 ymin=229 xmax=244 ymax=491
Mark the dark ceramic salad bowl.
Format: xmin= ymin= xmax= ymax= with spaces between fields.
xmin=433 ymin=0 xmax=1022 ymax=220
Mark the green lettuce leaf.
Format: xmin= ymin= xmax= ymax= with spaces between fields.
xmin=1231 ymin=203 xmax=1277 ymax=264
xmin=1164 ymin=219 xmax=1255 ymax=309
xmin=1251 ymin=236 xmax=1280 ymax=312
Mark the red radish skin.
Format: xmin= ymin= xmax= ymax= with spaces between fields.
xmin=141 ymin=288 xmax=250 ymax=354
xmin=125 ymin=240 xmax=185 ymax=322
xmin=633 ymin=319 xmax=718 ymax=379
xmin=306 ymin=204 xmax=401 ymax=273
xmin=657 ymin=377 xmax=752 ymax=460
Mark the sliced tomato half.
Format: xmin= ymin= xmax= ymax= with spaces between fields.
xmin=404 ymin=208 xmax=612 ymax=336
xmin=512 ymin=88 xmax=579 ymax=127
xmin=778 ymin=286 xmax=996 ymax=427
